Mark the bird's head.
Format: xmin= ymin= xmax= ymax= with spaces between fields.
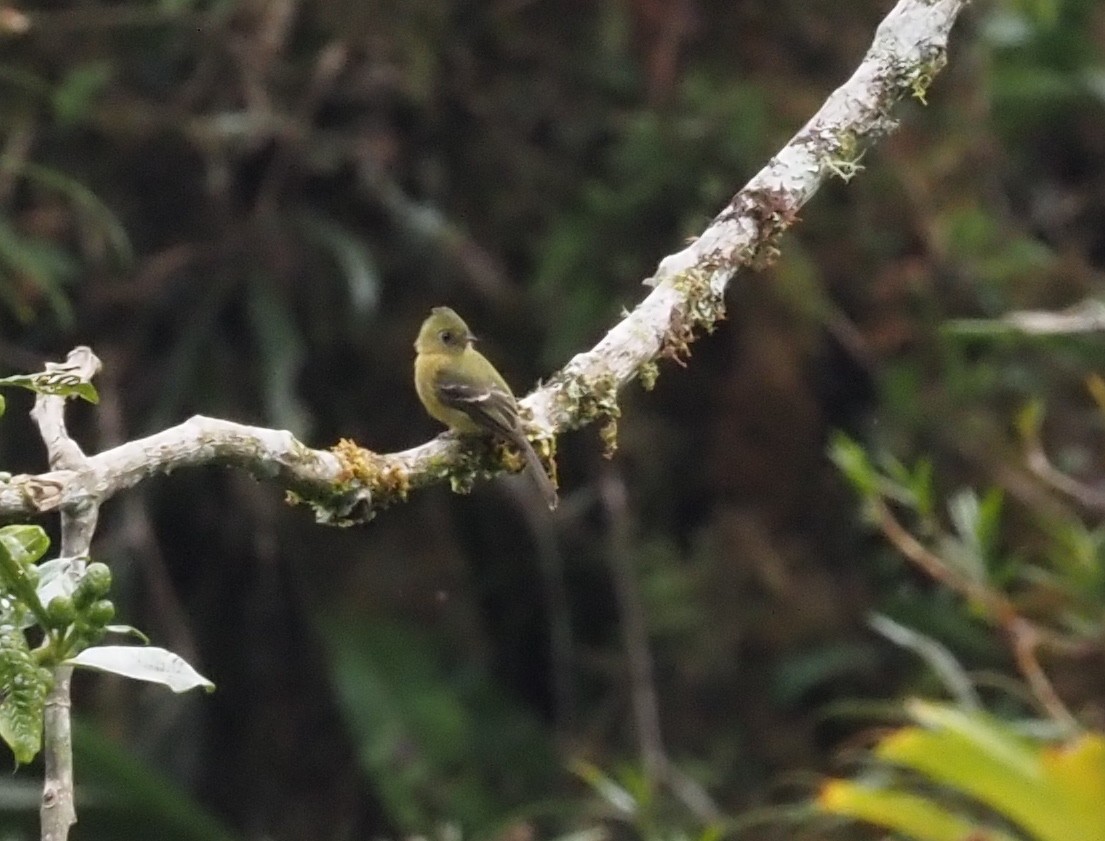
xmin=415 ymin=306 xmax=476 ymax=356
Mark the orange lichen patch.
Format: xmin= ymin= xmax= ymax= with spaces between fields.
xmin=330 ymin=438 xmax=410 ymax=503
xmin=331 ymin=438 xmax=375 ymax=484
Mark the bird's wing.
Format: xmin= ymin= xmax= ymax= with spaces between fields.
xmin=434 ymin=374 xmax=521 ymax=440
xmin=435 ymin=367 xmax=559 ymax=509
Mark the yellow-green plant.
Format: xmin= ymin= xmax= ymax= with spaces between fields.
xmin=818 ymin=700 xmax=1105 ymax=841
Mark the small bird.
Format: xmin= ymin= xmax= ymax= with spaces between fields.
xmin=414 ymin=306 xmax=558 ymax=509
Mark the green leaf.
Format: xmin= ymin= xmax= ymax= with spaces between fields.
xmin=0 ymin=628 xmax=48 ymax=765
xmin=1016 ymin=400 xmax=1045 ymax=441
xmin=868 ymin=614 xmax=980 ymax=710
xmin=1040 ymin=733 xmax=1105 ymax=818
xmin=71 ymin=719 xmax=241 ymax=841
xmin=948 ymin=488 xmax=980 ymax=546
xmin=569 ymin=760 xmax=638 ymax=815
xmin=0 ymin=525 xmax=49 ymax=566
xmin=6 ymin=161 xmax=133 ymax=269
xmin=875 ymin=451 xmax=935 ymax=511
xmin=880 ymin=701 xmax=1105 ymax=841
xmin=0 ymin=372 xmax=99 ymax=404
xmin=948 ymin=487 xmax=1003 ymax=565
xmin=52 ymin=61 xmax=113 ymax=126
xmin=0 ymin=218 xmax=78 ymax=324
xmin=245 ymin=276 xmax=309 ymax=435
xmin=294 ymin=211 xmax=380 ymax=316
xmin=0 ymin=526 xmax=49 ymax=624
xmin=945 ymin=489 xmax=988 ymax=582
xmin=66 ymin=646 xmax=215 ymax=693
xmin=977 ymin=488 xmax=1005 ymax=550
xmin=911 ymin=458 xmax=935 ymax=519
xmin=1039 ymin=519 xmax=1105 ymax=599
xmin=828 ymin=432 xmax=878 ymax=498
xmin=314 ymin=612 xmax=557 ymax=834
xmin=817 ymin=701 xmax=1105 ymax=841
xmin=818 ymin=779 xmax=1019 ymax=841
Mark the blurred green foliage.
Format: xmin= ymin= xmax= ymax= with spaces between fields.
xmin=315 ymin=610 xmax=557 ymax=833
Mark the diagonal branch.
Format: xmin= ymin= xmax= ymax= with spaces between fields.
xmin=0 ymin=0 xmax=970 ymax=525
xmin=524 ymin=0 xmax=965 ymax=427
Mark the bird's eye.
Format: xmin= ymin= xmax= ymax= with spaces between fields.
xmin=439 ymin=329 xmax=454 ymax=345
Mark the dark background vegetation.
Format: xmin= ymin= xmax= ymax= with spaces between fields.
xmin=2 ymin=0 xmax=1105 ymax=839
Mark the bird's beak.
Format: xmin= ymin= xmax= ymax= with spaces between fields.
xmin=466 ymin=331 xmax=478 ymax=344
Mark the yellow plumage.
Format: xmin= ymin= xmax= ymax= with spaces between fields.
xmin=413 ymin=307 xmax=558 ymax=509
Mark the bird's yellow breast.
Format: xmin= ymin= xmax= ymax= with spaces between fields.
xmin=414 ymin=352 xmax=482 ymax=434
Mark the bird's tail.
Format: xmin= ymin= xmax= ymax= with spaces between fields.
xmin=518 ymin=436 xmax=559 ymax=510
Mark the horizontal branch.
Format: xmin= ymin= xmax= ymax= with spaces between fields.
xmin=0 ymin=0 xmax=969 ymax=524
xmin=0 ymin=416 xmax=357 ymax=523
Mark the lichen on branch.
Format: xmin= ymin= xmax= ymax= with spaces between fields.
xmin=0 ymin=0 xmax=970 ymax=523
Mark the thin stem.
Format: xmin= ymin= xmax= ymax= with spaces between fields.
xmin=1009 ymin=619 xmax=1079 ymax=733
xmin=508 ymin=480 xmax=577 ymax=736
xmin=40 ymin=668 xmax=74 ymax=841
xmin=874 ymin=499 xmax=1013 ymax=620
xmin=30 ymin=348 xmax=102 ymax=841
xmin=873 ymin=499 xmax=1079 ymax=731
xmin=1025 ymin=445 xmax=1105 ymax=514
xmin=600 ymin=471 xmax=665 ymax=787
xmin=599 ymin=471 xmax=720 ymax=821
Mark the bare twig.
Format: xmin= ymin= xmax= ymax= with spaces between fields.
xmin=873 ymin=498 xmax=1009 ymax=621
xmin=505 ymin=479 xmax=578 ymax=735
xmin=38 ymin=669 xmax=74 ymax=841
xmin=599 ymin=470 xmax=720 ymax=821
xmin=1009 ymin=618 xmax=1079 ymax=732
xmin=0 ymin=116 xmax=36 ymax=206
xmin=1014 ymin=386 xmax=1105 ymax=513
xmin=1025 ymin=444 xmax=1105 ymax=514
xmin=1003 ymin=299 xmax=1105 ymax=335
xmin=30 ymin=347 xmax=102 ymax=841
xmin=599 ymin=471 xmax=665 ymax=786
xmin=872 ymin=499 xmax=1080 ymax=732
